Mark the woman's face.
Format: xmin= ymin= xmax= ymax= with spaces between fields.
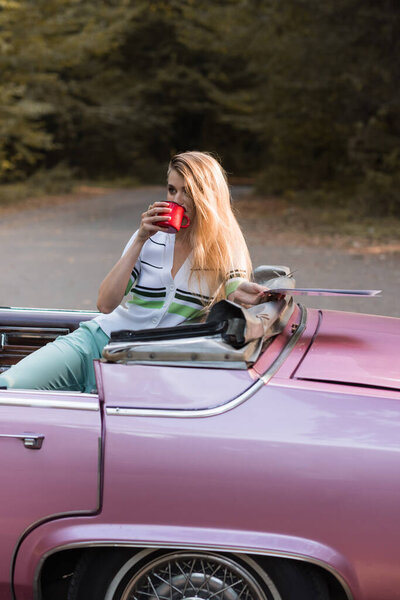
xmin=167 ymin=169 xmax=195 ymax=224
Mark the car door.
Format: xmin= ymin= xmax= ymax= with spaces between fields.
xmin=0 ymin=388 xmax=101 ymax=600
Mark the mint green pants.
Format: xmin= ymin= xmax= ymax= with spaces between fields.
xmin=0 ymin=320 xmax=109 ymax=393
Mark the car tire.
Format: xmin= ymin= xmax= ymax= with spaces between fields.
xmin=257 ymin=558 xmax=330 ymax=600
xmin=67 ymin=549 xmax=329 ymax=600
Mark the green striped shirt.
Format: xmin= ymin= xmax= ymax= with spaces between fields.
xmin=95 ymin=230 xmax=246 ymax=336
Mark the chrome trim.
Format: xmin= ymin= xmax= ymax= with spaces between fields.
xmin=0 ymin=332 xmax=6 ymax=351
xmin=0 ymin=306 xmax=98 ymax=315
xmin=0 ymin=326 xmax=70 ymax=339
xmin=34 ymin=539 xmax=353 ymax=600
xmin=0 ymin=395 xmax=99 ymax=411
xmin=259 ymin=304 xmax=307 ymax=383
xmin=102 ymin=335 xmax=263 ymax=370
xmin=5 ymin=389 xmax=98 ymax=397
xmin=105 ymin=359 xmax=253 ymax=370
xmin=106 ymin=380 xmax=265 ymax=419
xmin=0 ymin=433 xmax=44 ymax=450
xmin=105 ymin=305 xmax=307 ymax=419
xmin=104 ymin=550 xmax=279 ymax=600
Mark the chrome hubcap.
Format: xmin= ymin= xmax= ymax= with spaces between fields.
xmin=119 ymin=553 xmax=273 ymax=600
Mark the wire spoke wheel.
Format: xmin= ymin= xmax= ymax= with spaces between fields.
xmin=68 ymin=549 xmax=331 ymax=600
xmin=107 ymin=552 xmax=281 ymax=600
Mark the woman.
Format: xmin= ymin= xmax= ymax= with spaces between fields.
xmin=0 ymin=151 xmax=267 ymax=392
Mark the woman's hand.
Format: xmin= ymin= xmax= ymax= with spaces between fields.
xmin=137 ymin=202 xmax=172 ymax=241
xmin=228 ymin=281 xmax=284 ymax=307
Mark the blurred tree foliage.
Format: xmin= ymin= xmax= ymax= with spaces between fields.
xmin=243 ymin=0 xmax=400 ymax=216
xmin=0 ymin=0 xmax=399 ymax=214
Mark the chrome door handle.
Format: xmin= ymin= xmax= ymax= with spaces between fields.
xmin=0 ymin=433 xmax=44 ymax=450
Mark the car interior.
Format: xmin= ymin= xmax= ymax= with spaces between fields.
xmin=0 ymin=266 xmax=294 ymax=377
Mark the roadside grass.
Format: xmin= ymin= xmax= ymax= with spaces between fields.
xmin=0 ymin=170 xmax=140 ymax=215
xmin=235 ymin=193 xmax=400 ymax=253
xmin=0 ymin=180 xmax=106 ymax=215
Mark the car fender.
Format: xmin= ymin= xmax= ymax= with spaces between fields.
xmin=14 ymin=517 xmax=357 ymax=600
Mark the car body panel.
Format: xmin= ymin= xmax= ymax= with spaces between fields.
xmin=294 ymin=310 xmax=400 ymax=390
xmin=0 ymin=389 xmax=101 ymax=600
xmin=98 ymin=304 xmax=306 ymax=415
xmin=0 ymin=304 xmax=399 ymax=600
xmin=14 ymin=519 xmax=357 ymax=600
xmin=101 ymin=383 xmax=400 ymax=600
xmin=14 ymin=379 xmax=400 ymax=600
xmin=251 ymin=305 xmax=320 ymax=380
xmin=100 ymin=362 xmax=254 ymax=410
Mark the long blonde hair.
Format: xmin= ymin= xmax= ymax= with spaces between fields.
xmin=168 ymin=151 xmax=252 ymax=302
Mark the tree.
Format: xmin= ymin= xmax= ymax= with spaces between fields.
xmin=241 ymin=0 xmax=400 ymax=214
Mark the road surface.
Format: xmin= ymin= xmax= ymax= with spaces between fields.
xmin=0 ymin=186 xmax=398 ymax=317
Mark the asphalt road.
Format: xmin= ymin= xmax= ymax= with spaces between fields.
xmin=0 ymin=186 xmax=399 ymax=317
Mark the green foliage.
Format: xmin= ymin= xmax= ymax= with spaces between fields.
xmin=0 ymin=163 xmax=76 ymax=208
xmin=0 ymin=0 xmax=399 ymax=214
xmin=244 ymin=0 xmax=400 ymax=214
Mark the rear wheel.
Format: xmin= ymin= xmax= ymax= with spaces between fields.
xmin=67 ymin=549 xmax=329 ymax=600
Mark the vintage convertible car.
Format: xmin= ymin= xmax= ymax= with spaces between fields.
xmin=0 ymin=267 xmax=399 ymax=600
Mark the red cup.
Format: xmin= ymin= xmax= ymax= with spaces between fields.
xmin=155 ymin=201 xmax=191 ymax=233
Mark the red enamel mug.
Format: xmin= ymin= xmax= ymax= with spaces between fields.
xmin=156 ymin=201 xmax=191 ymax=233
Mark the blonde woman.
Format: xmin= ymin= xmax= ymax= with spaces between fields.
xmin=0 ymin=151 xmax=267 ymax=392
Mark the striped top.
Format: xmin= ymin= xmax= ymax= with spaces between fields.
xmin=94 ymin=231 xmax=247 ymax=337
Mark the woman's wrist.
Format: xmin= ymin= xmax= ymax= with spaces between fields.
xmin=136 ymin=228 xmax=150 ymax=243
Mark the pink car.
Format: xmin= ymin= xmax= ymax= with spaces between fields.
xmin=0 ymin=267 xmax=399 ymax=600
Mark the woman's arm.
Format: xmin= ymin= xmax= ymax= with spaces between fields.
xmin=97 ymin=236 xmax=145 ymax=313
xmin=97 ymin=202 xmax=171 ymax=313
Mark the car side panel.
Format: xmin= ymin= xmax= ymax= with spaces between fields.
xmin=102 ymin=385 xmax=400 ymax=600
xmin=14 ymin=518 xmax=357 ymax=600
xmin=0 ymin=390 xmax=101 ymax=600
xmin=15 ymin=382 xmax=400 ymax=600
